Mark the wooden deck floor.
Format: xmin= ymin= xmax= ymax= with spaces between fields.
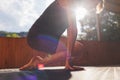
xmin=70 ymin=67 xmax=120 ymax=80
xmin=0 ymin=66 xmax=120 ymax=80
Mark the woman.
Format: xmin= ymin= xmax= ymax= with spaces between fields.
xmin=20 ymin=0 xmax=104 ymax=70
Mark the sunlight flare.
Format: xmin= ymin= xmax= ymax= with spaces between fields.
xmin=75 ymin=7 xmax=88 ymax=20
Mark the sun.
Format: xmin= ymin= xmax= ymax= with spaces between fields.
xmin=63 ymin=7 xmax=88 ymax=36
xmin=75 ymin=7 xmax=88 ymax=20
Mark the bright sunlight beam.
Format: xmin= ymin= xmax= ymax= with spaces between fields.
xmin=75 ymin=7 xmax=88 ymax=35
xmin=75 ymin=7 xmax=88 ymax=20
xmin=63 ymin=7 xmax=88 ymax=37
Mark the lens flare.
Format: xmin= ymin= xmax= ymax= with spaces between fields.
xmin=38 ymin=64 xmax=44 ymax=70
xmin=75 ymin=7 xmax=88 ymax=20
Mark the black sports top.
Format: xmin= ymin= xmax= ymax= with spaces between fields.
xmin=27 ymin=1 xmax=69 ymax=40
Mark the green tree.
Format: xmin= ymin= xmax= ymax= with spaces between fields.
xmin=11 ymin=33 xmax=20 ymax=38
xmin=6 ymin=34 xmax=11 ymax=37
xmin=100 ymin=10 xmax=120 ymax=41
xmin=78 ymin=9 xmax=120 ymax=41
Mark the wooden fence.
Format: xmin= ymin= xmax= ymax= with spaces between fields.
xmin=0 ymin=37 xmax=120 ymax=69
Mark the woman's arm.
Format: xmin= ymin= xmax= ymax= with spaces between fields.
xmin=57 ymin=0 xmax=78 ymax=69
xmin=57 ymin=0 xmax=77 ymax=55
xmin=66 ymin=9 xmax=77 ymax=64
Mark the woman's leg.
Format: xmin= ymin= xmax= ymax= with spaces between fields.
xmin=20 ymin=37 xmax=67 ymax=70
xmin=20 ymin=37 xmax=84 ymax=70
xmin=20 ymin=52 xmax=67 ymax=70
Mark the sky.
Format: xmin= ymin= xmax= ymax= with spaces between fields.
xmin=0 ymin=0 xmax=54 ymax=32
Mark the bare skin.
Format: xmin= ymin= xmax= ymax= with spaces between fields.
xmin=20 ymin=0 xmax=103 ymax=70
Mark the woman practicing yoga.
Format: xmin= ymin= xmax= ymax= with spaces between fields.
xmin=20 ymin=0 xmax=104 ymax=70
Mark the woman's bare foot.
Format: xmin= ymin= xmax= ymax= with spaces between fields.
xmin=19 ymin=56 xmax=43 ymax=70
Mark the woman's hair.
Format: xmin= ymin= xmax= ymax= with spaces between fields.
xmin=96 ymin=0 xmax=105 ymax=14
